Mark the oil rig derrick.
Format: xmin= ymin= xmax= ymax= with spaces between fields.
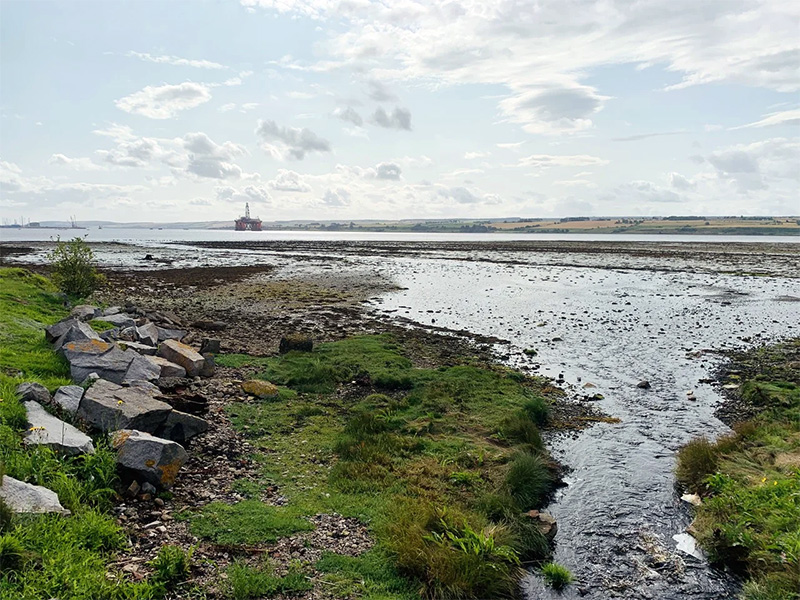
xmin=235 ymin=203 xmax=262 ymax=231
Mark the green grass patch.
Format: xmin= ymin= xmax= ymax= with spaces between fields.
xmin=226 ymin=561 xmax=312 ymax=600
xmin=676 ymin=339 xmax=800 ymax=599
xmin=88 ymin=319 xmax=115 ymax=332
xmin=541 ymin=562 xmax=574 ymax=590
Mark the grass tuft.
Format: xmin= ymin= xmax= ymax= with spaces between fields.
xmin=541 ymin=562 xmax=574 ymax=589
xmin=505 ymin=453 xmax=555 ymax=511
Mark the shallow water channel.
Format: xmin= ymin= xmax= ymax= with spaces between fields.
xmin=371 ymin=254 xmax=799 ymax=599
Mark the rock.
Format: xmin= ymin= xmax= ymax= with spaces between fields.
xmin=52 ymin=385 xmax=84 ymax=415
xmin=241 ymin=379 xmax=280 ymax=399
xmin=637 ymin=380 xmax=651 ymax=389
xmin=582 ymin=382 xmax=597 ymax=389
xmin=192 ymin=320 xmax=227 ymax=331
xmin=70 ymin=304 xmax=99 ymax=321
xmin=118 ymin=327 xmax=136 ymax=341
xmin=199 ymin=338 xmax=221 ymax=355
xmin=156 ymin=326 xmax=187 ymax=343
xmin=45 ymin=318 xmax=79 ymax=343
xmin=279 ymin=334 xmax=313 ymax=354
xmin=525 ymin=509 xmax=558 ymax=542
xmin=78 ymin=379 xmax=172 ymax=433
xmin=157 ymin=340 xmax=205 ymax=378
xmin=110 ymin=430 xmax=188 ymax=489
xmin=0 ymin=475 xmax=70 ymax=515
xmin=54 ymin=321 xmax=103 ymax=353
xmin=154 ymin=410 xmax=209 ymax=444
xmin=24 ymin=401 xmax=95 ymax=456
xmin=118 ymin=341 xmax=157 ymax=356
xmin=122 ymin=352 xmax=162 ymax=384
xmin=141 ymin=481 xmax=157 ymax=495
xmin=125 ymin=480 xmax=141 ymax=498
xmin=199 ymin=353 xmax=216 ymax=378
xmin=144 ymin=355 xmax=187 ymax=379
xmin=681 ymin=493 xmax=702 ymax=507
xmin=103 ymin=306 xmax=121 ymax=316
xmin=135 ymin=322 xmax=159 ymax=347
xmin=15 ymin=382 xmax=51 ymax=405
xmin=63 ymin=340 xmax=134 ymax=385
xmin=95 ymin=313 xmax=136 ymax=329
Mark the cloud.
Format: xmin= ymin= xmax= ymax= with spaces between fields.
xmin=322 ymin=187 xmax=350 ymax=206
xmin=115 ymin=82 xmax=212 ymax=119
xmin=516 ymin=154 xmax=609 ymax=169
xmin=731 ymin=108 xmax=800 ymax=130
xmin=49 ymin=154 xmax=103 ymax=171
xmin=268 ymin=169 xmax=312 ymax=192
xmin=255 ymin=119 xmax=332 ymax=160
xmin=606 ymin=181 xmax=683 ymax=204
xmin=613 ymin=131 xmax=687 ymax=142
xmin=496 ymin=142 xmax=525 ymax=149
xmin=437 ymin=186 xmax=492 ymax=204
xmin=126 ymin=51 xmax=227 ymax=70
xmin=371 ymin=107 xmax=412 ymax=130
xmin=669 ymin=172 xmax=696 ymax=190
xmin=708 ymin=150 xmax=759 ymax=174
xmin=374 ymin=162 xmax=402 ymax=180
xmin=499 ymin=84 xmax=610 ymax=135
xmin=333 ymin=106 xmax=363 ymax=126
xmin=216 ymin=185 xmax=271 ymax=204
xmin=183 ymin=132 xmax=247 ymax=179
xmin=287 ymin=90 xmax=315 ymax=99
xmin=219 ymin=103 xmax=237 ymax=112
xmin=366 ymin=80 xmax=397 ymax=102
xmin=464 ymin=151 xmax=490 ymax=159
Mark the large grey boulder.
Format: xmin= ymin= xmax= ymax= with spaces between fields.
xmin=0 ymin=475 xmax=70 ymax=515
xmin=156 ymin=326 xmax=187 ymax=343
xmin=45 ymin=318 xmax=79 ymax=343
xmin=144 ymin=355 xmax=187 ymax=379
xmin=122 ymin=353 xmax=162 ymax=384
xmin=95 ymin=313 xmax=136 ymax=329
xmin=64 ymin=341 xmax=134 ymax=385
xmin=70 ymin=305 xmax=99 ymax=321
xmin=54 ymin=321 xmax=102 ymax=353
xmin=155 ymin=410 xmax=209 ymax=445
xmin=110 ymin=430 xmax=188 ymax=489
xmin=52 ymin=385 xmax=84 ymax=416
xmin=24 ymin=401 xmax=95 ymax=456
xmin=135 ymin=322 xmax=159 ymax=347
xmin=15 ymin=382 xmax=51 ymax=405
xmin=119 ymin=341 xmax=157 ymax=356
xmin=157 ymin=340 xmax=205 ymax=377
xmin=77 ymin=379 xmax=172 ymax=433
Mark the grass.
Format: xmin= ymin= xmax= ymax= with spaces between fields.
xmin=226 ymin=561 xmax=312 ymax=600
xmin=676 ymin=338 xmax=800 ymax=600
xmin=541 ymin=562 xmax=574 ymax=589
xmin=206 ymin=335 xmax=560 ymax=598
xmin=0 ymin=267 xmax=169 ymax=599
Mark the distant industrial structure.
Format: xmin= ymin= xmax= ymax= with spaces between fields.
xmin=234 ymin=203 xmax=262 ymax=231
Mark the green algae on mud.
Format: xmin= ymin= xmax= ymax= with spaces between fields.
xmin=208 ymin=334 xmax=563 ymax=598
xmin=676 ymin=338 xmax=800 ymax=600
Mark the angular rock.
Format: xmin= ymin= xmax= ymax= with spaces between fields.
xmin=52 ymin=385 xmax=85 ymax=416
xmin=199 ymin=338 xmax=221 ymax=355
xmin=45 ymin=318 xmax=79 ymax=343
xmin=122 ymin=352 xmax=162 ymax=384
xmin=118 ymin=340 xmax=157 ymax=356
xmin=95 ymin=313 xmax=136 ymax=329
xmin=64 ymin=340 xmax=135 ymax=385
xmin=70 ymin=304 xmax=99 ymax=321
xmin=154 ymin=410 xmax=209 ymax=444
xmin=637 ymin=380 xmax=651 ymax=389
xmin=279 ymin=334 xmax=313 ymax=354
xmin=54 ymin=321 xmax=102 ymax=353
xmin=24 ymin=401 xmax=95 ymax=456
xmin=242 ymin=379 xmax=279 ymax=399
xmin=144 ymin=355 xmax=187 ymax=379
xmin=135 ymin=322 xmax=159 ymax=346
xmin=157 ymin=340 xmax=205 ymax=377
xmin=156 ymin=326 xmax=187 ymax=343
xmin=192 ymin=320 xmax=227 ymax=331
xmin=78 ymin=379 xmax=172 ymax=433
xmin=0 ymin=475 xmax=70 ymax=515
xmin=15 ymin=382 xmax=51 ymax=405
xmin=200 ymin=353 xmax=216 ymax=378
xmin=103 ymin=306 xmax=122 ymax=316
xmin=525 ymin=510 xmax=558 ymax=543
xmin=110 ymin=429 xmax=188 ymax=489
xmin=119 ymin=326 xmax=137 ymax=341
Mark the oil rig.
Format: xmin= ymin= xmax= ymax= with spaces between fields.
xmin=234 ymin=203 xmax=262 ymax=231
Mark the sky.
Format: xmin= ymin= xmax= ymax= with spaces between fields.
xmin=1 ymin=0 xmax=799 ymax=224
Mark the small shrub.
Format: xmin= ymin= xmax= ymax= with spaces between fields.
xmin=73 ymin=509 xmax=125 ymax=552
xmin=150 ymin=544 xmax=193 ymax=585
xmin=47 ymin=236 xmax=105 ymax=299
xmin=505 ymin=453 xmax=554 ymax=511
xmin=227 ymin=561 xmax=311 ymax=600
xmin=449 ymin=471 xmax=481 ymax=487
xmin=475 ymin=492 xmax=518 ymax=522
xmin=522 ymin=397 xmax=549 ymax=426
xmin=0 ymin=533 xmax=26 ymax=572
xmin=675 ymin=437 xmax=718 ymax=494
xmin=541 ymin=562 xmax=574 ymax=589
xmin=500 ymin=411 xmax=543 ymax=450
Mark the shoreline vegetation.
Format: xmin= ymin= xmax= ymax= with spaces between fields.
xmin=676 ymin=339 xmax=800 ymax=600
xmin=0 ymin=265 xmax=579 ymax=599
xmin=3 ymin=215 xmax=799 ymax=236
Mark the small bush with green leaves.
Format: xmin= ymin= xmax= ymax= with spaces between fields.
xmin=150 ymin=544 xmax=193 ymax=586
xmin=47 ymin=236 xmax=105 ymax=299
xmin=541 ymin=562 xmax=574 ymax=589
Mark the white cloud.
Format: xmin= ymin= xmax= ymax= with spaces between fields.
xmin=184 ymin=132 xmax=247 ymax=180
xmin=464 ymin=151 xmax=490 ymax=159
xmin=374 ymin=162 xmax=402 ymax=180
xmin=669 ymin=172 xmax=696 ymax=190
xmin=255 ymin=119 xmax=332 ymax=160
xmin=115 ymin=82 xmax=212 ymax=119
xmin=731 ymin=108 xmax=800 ymax=130
xmin=516 ymin=154 xmax=610 ymax=169
xmin=49 ymin=154 xmax=104 ymax=171
xmin=371 ymin=106 xmax=412 ymax=130
xmin=333 ymin=106 xmax=363 ymax=126
xmin=268 ymin=169 xmax=312 ymax=192
xmin=322 ymin=187 xmax=350 ymax=206
xmin=126 ymin=51 xmax=227 ymax=70
xmin=216 ymin=184 xmax=271 ymax=204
